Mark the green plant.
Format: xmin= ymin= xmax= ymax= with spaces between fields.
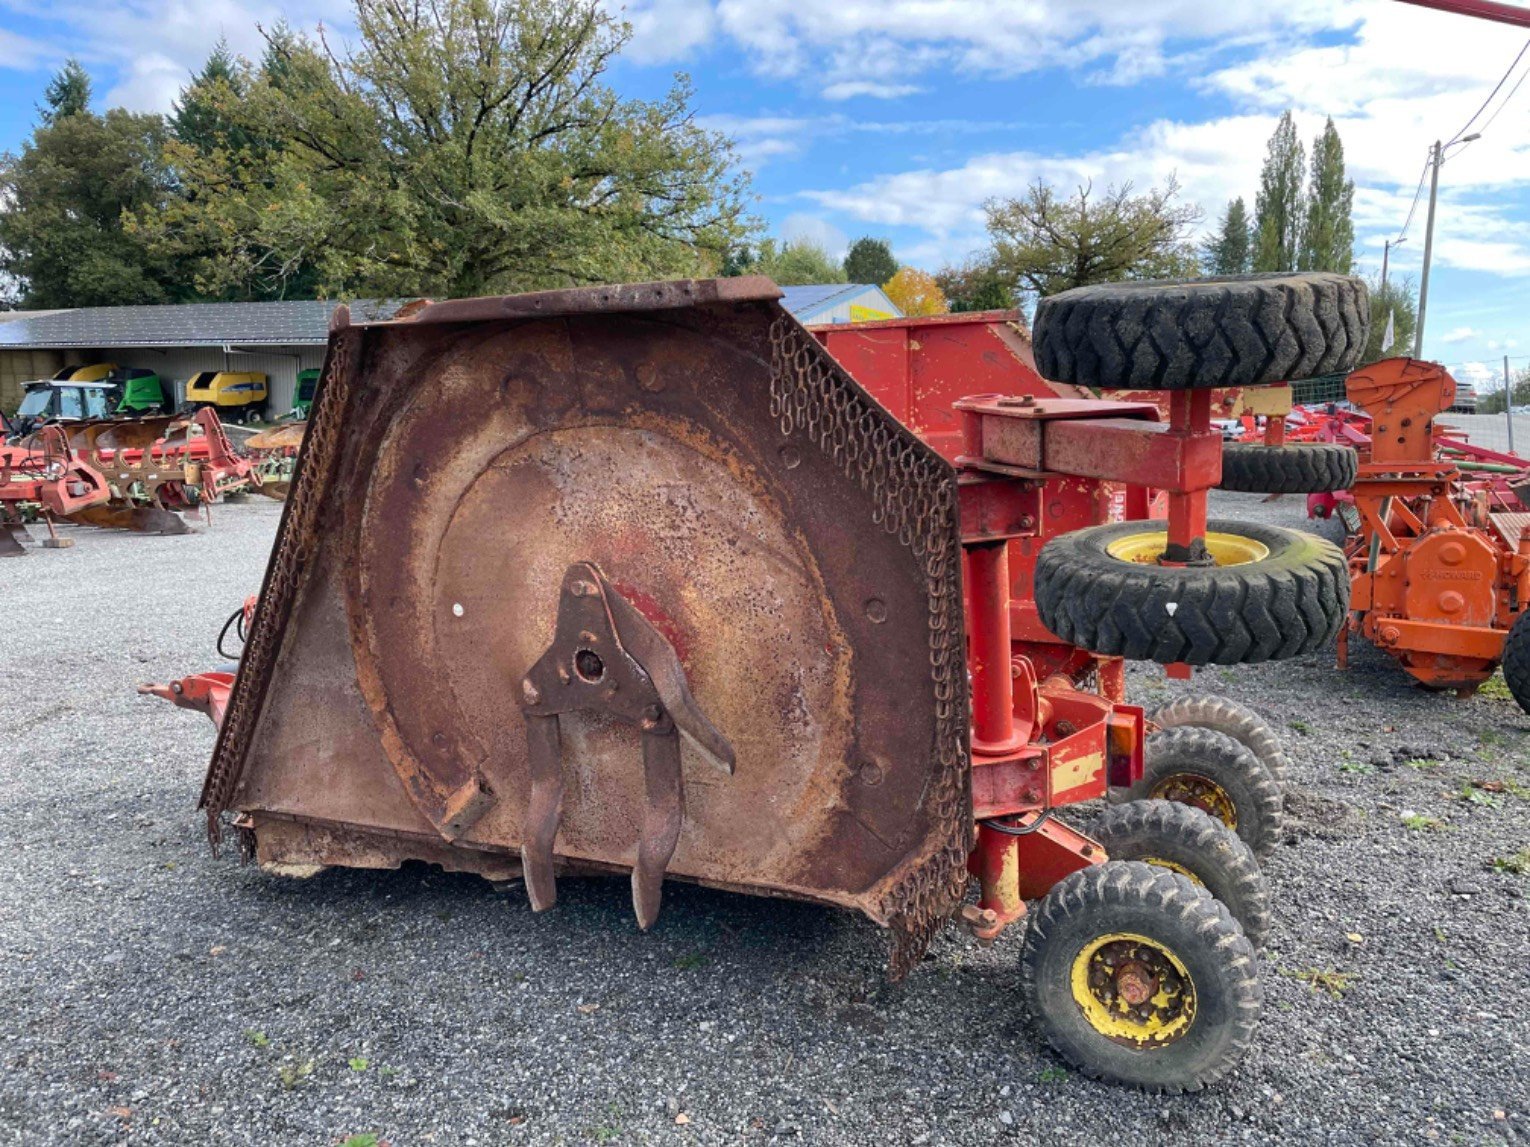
xmin=349 ymin=1057 xmax=369 ymax=1072
xmin=1038 ymin=1065 xmax=1068 ymax=1083
xmin=673 ymin=952 xmax=709 ymax=971
xmin=1458 ymin=784 xmax=1504 ymax=808
xmin=277 ymin=1058 xmax=315 ymax=1089
xmin=1289 ymin=719 xmax=1311 ymax=735
xmin=1282 ymin=967 xmax=1355 ymax=998
xmin=1403 ymin=758 xmax=1438 ymax=770
xmin=339 ymin=1136 xmax=380 ymax=1147
xmin=244 ymin=1029 xmax=270 ymax=1048
xmin=1477 ymin=674 xmax=1512 ymax=701
xmin=1490 ymin=848 xmax=1530 ymax=875
xmin=1401 ymin=813 xmax=1448 ymax=831
xmin=1339 ymin=761 xmax=1375 ymax=775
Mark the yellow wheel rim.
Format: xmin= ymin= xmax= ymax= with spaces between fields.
xmin=1140 ymin=856 xmax=1205 ymax=886
xmin=1105 ymin=530 xmax=1270 ymax=566
xmin=1069 ymin=932 xmax=1197 ymax=1046
xmin=1149 ymin=772 xmax=1239 ymax=830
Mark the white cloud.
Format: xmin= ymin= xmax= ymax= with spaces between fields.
xmin=820 ymin=81 xmax=922 ymax=101
xmin=1441 ymin=326 xmax=1481 ymax=344
xmin=618 ymin=0 xmax=716 ymax=63
xmin=780 ymin=212 xmax=848 ymax=259
xmin=1454 ymin=360 xmax=1496 ymax=391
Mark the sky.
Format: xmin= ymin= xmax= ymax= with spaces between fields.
xmin=0 ymin=0 xmax=1527 ymax=394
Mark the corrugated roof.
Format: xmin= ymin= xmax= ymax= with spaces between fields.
xmin=0 ymin=284 xmax=870 ymax=350
xmin=0 ymin=300 xmax=405 ymax=349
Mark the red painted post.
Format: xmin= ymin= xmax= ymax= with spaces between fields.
xmin=1164 ymin=389 xmax=1212 ymax=563
xmin=967 ymin=541 xmax=1025 ymax=754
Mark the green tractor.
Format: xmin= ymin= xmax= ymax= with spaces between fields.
xmin=114 ymin=368 xmax=173 ymax=415
xmin=291 ymin=368 xmax=320 ymax=418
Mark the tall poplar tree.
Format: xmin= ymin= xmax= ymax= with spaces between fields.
xmin=1253 ymin=112 xmax=1305 ymax=272
xmin=1298 ymin=118 xmax=1355 ymax=273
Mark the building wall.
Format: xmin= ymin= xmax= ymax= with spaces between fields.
xmin=802 ymin=286 xmax=901 ymax=325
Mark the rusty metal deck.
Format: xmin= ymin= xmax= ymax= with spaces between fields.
xmin=201 ymin=278 xmax=971 ymax=974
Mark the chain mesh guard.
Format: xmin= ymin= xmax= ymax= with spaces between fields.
xmin=768 ymin=316 xmax=972 ymax=978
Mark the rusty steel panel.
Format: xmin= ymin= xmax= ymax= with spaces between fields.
xmin=201 ymin=277 xmax=970 ymax=974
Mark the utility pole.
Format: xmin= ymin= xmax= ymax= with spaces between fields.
xmin=1507 ymin=355 xmax=1517 ymax=454
xmin=1382 ymin=237 xmax=1404 ymax=288
xmin=1414 ymin=133 xmax=1480 ymax=358
xmin=1414 ymin=141 xmax=1441 ymax=358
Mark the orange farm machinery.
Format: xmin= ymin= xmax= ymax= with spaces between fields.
xmin=149 ymin=273 xmax=1365 ymax=1090
xmin=0 ymin=407 xmax=259 ymax=551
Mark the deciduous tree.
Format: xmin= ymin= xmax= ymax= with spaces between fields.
xmin=138 ymin=0 xmax=754 ymax=300
xmin=0 ymin=64 xmax=177 ymax=308
xmin=882 ymin=266 xmax=949 ymax=316
xmin=1254 ymin=112 xmax=1305 ymax=272
xmin=935 ymin=259 xmax=1016 ymax=312
xmin=984 ymin=176 xmax=1201 ymax=300
xmin=735 ymin=238 xmax=846 ymax=285
xmin=1364 ymin=274 xmax=1418 ymax=364
xmin=1299 ymin=118 xmax=1355 ymax=274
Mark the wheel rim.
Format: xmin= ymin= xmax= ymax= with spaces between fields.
xmin=1105 ymin=530 xmax=1270 ymax=567
xmin=1139 ymin=856 xmax=1205 ymax=886
xmin=1070 ymin=932 xmax=1197 ymax=1046
xmin=1148 ymin=772 xmax=1239 ymax=830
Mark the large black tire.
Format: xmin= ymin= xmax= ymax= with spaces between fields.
xmin=1149 ymin=694 xmax=1288 ymax=784
xmin=1088 ymin=800 xmax=1270 ymax=948
xmin=1219 ymin=443 xmax=1357 ymax=494
xmin=1021 ymin=862 xmax=1261 ymax=1092
xmin=1033 ymin=273 xmax=1370 ymax=390
xmin=1127 ymin=727 xmax=1283 ymax=857
xmin=1503 ymin=610 xmax=1530 ymax=715
xmin=1034 ymin=518 xmax=1348 ymax=666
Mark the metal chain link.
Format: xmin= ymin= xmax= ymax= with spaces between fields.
xmin=200 ymin=332 xmax=358 ymax=854
xmin=769 ymin=316 xmax=971 ymax=980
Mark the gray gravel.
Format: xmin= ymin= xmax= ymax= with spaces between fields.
xmin=1 ymin=493 xmax=1527 ymax=1146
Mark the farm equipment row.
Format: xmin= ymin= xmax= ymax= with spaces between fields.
xmin=0 ymin=407 xmax=260 ymax=555
xmin=148 ymin=271 xmax=1366 ymax=1092
xmin=1224 ymin=364 xmax=1530 ymax=710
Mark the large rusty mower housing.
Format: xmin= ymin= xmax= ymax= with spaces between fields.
xmin=204 ymin=278 xmax=972 ymax=970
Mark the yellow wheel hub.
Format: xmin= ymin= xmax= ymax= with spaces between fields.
xmin=1140 ymin=857 xmax=1205 ymax=886
xmin=1105 ymin=530 xmax=1269 ymax=566
xmin=1150 ymin=772 xmax=1239 ymax=830
xmin=1070 ymin=932 xmax=1197 ymax=1046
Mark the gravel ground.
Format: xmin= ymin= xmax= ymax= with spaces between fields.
xmin=1 ymin=492 xmax=1526 ymax=1147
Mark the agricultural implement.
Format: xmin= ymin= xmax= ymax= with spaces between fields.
xmin=150 ymin=273 xmax=1361 ymax=1090
xmin=243 ymin=421 xmax=307 ymax=500
xmin=0 ymin=424 xmax=112 ymax=555
xmin=1315 ymin=360 xmax=1530 ymax=708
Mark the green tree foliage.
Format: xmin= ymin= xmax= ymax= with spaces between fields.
xmin=735 ymin=238 xmax=847 ymax=285
xmin=1478 ymin=365 xmax=1530 ymax=414
xmin=40 ymin=58 xmax=91 ymax=123
xmin=842 ymin=237 xmax=897 ymax=286
xmin=171 ymin=39 xmax=249 ymax=154
xmin=138 ymin=0 xmax=753 ymax=300
xmin=1254 ymin=112 xmax=1305 ymax=272
xmin=935 ymin=259 xmax=1016 ymax=312
xmin=1363 ymin=274 xmax=1418 ymax=364
xmin=1299 ymin=119 xmax=1355 ymax=273
xmin=0 ymin=67 xmax=177 ymax=308
xmin=985 ymin=176 xmax=1201 ymax=300
xmin=1201 ymin=197 xmax=1251 ymax=275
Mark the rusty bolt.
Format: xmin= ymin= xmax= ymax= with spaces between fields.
xmin=522 ymin=679 xmax=541 ymax=705
xmin=640 ymin=704 xmax=664 ymax=729
xmin=571 ymin=580 xmax=597 ymax=597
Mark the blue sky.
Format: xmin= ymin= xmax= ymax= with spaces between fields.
xmin=1 ymin=0 xmax=1527 ymax=393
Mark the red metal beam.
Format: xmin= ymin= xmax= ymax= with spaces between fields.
xmin=1394 ymin=0 xmax=1530 ymax=27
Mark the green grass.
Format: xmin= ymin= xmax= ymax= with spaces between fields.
xmin=1401 ymin=813 xmax=1450 ymax=832
xmin=1477 ymin=673 xmax=1513 ymax=701
xmin=1282 ymin=967 xmax=1356 ymax=998
xmin=1458 ymin=784 xmax=1505 ymax=808
xmin=348 ymin=1057 xmax=369 ymax=1072
xmin=338 ymin=1136 xmax=380 ymax=1147
xmin=1403 ymin=758 xmax=1439 ymax=770
xmin=243 ymin=1029 xmax=269 ymax=1048
xmin=1339 ymin=761 xmax=1375 ymax=775
xmin=1490 ymin=848 xmax=1530 ymax=876
xmin=1289 ymin=719 xmax=1312 ymax=735
xmin=276 ymin=1059 xmax=314 ymax=1090
xmin=1038 ymin=1066 xmax=1068 ymax=1084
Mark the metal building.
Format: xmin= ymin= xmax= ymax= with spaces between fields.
xmin=0 ymin=285 xmax=901 ymax=416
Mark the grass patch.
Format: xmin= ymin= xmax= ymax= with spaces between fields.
xmin=1289 ymin=719 xmax=1312 ymax=735
xmin=1038 ymin=1066 xmax=1068 ymax=1084
xmin=276 ymin=1059 xmax=315 ymax=1090
xmin=1401 ymin=813 xmax=1450 ymax=832
xmin=1339 ymin=761 xmax=1375 ymax=775
xmin=348 ymin=1057 xmax=369 ymax=1072
xmin=339 ymin=1137 xmax=380 ymax=1147
xmin=1490 ymin=848 xmax=1530 ymax=876
xmin=1458 ymin=783 xmax=1505 ymax=809
xmin=243 ymin=1029 xmax=269 ymax=1048
xmin=1403 ymin=758 xmax=1439 ymax=770
xmin=1477 ymin=673 xmax=1513 ymax=701
xmin=1283 ymin=967 xmax=1356 ymax=998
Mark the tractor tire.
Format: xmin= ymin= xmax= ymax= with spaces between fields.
xmin=1149 ymin=694 xmax=1288 ymax=785
xmin=1126 ymin=727 xmax=1283 ymax=857
xmin=1219 ymin=443 xmax=1357 ymax=494
xmin=1033 ymin=519 xmax=1348 ymax=666
xmin=1503 ymin=610 xmax=1530 ymax=715
xmin=1020 ymin=861 xmax=1261 ymax=1092
xmin=1088 ymin=800 xmax=1270 ymax=948
xmin=1033 ymin=272 xmax=1370 ymax=390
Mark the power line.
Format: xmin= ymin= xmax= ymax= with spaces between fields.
xmin=1447 ymin=38 xmax=1530 ymax=145
xmin=1474 ymin=59 xmax=1530 ymax=138
xmin=1394 ymin=154 xmax=1433 ymax=242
